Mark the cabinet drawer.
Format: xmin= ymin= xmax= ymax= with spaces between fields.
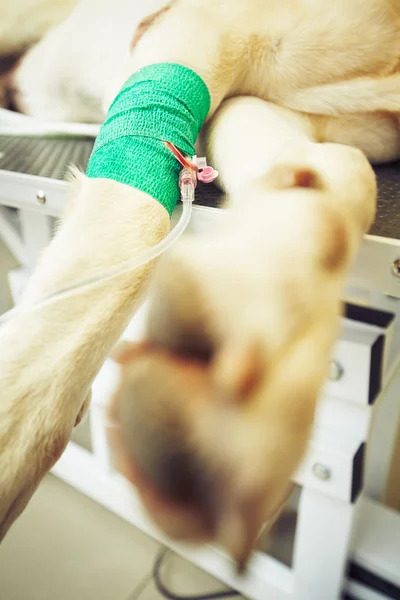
xmin=324 ymin=303 xmax=395 ymax=406
xmin=294 ymin=426 xmax=365 ymax=503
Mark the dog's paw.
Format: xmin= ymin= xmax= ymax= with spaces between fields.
xmin=108 ymin=164 xmax=350 ymax=568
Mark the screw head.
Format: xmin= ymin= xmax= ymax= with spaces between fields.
xmin=328 ymin=360 xmax=344 ymax=381
xmin=392 ymin=259 xmax=400 ymax=278
xmin=36 ymin=190 xmax=46 ymax=204
xmin=312 ymin=463 xmax=331 ymax=481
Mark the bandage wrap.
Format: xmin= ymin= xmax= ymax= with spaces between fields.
xmin=86 ymin=63 xmax=211 ymax=216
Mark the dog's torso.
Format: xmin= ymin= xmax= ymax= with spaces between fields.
xmin=7 ymin=0 xmax=400 ymax=125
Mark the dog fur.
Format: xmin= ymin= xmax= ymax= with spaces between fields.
xmin=0 ymin=0 xmax=399 ymax=566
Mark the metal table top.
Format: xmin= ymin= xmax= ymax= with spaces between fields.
xmin=0 ymin=134 xmax=398 ymax=239
xmin=0 ymin=134 xmax=400 ymax=296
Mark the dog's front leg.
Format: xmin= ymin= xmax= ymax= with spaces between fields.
xmin=0 ymin=174 xmax=170 ymax=539
xmin=205 ymin=96 xmax=376 ymax=257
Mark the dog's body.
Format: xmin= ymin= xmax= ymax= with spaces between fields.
xmin=0 ymin=0 xmax=399 ymax=566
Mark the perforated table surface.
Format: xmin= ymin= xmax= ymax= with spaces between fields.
xmin=0 ymin=134 xmax=399 ymax=240
xmin=1 ymin=134 xmax=400 ymax=296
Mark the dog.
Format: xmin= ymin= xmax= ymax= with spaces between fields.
xmin=0 ymin=0 xmax=399 ymax=569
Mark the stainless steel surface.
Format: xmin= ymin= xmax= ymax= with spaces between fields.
xmin=0 ymin=135 xmax=93 ymax=180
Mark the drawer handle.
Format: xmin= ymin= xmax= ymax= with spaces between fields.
xmin=328 ymin=360 xmax=344 ymax=381
xmin=312 ymin=463 xmax=332 ymax=481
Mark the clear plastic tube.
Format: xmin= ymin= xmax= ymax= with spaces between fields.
xmin=0 ymin=178 xmax=195 ymax=328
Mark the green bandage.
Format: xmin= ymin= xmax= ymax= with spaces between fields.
xmin=86 ymin=63 xmax=211 ymax=216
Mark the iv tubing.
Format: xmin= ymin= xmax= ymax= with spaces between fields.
xmin=0 ymin=175 xmax=195 ymax=328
